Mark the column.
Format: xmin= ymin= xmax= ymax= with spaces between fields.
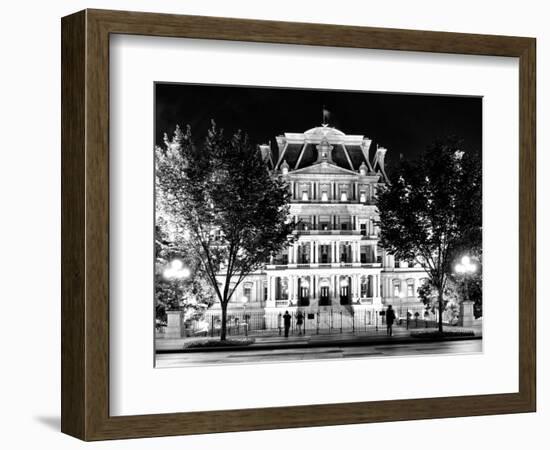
xmin=272 ymin=276 xmax=277 ymax=301
xmin=310 ymin=241 xmax=314 ymax=263
xmin=266 ymin=275 xmax=272 ymax=301
xmin=314 ymin=241 xmax=319 ymax=263
xmin=313 ymin=275 xmax=319 ymax=301
xmin=331 ymin=241 xmax=336 ymax=263
xmin=288 ymin=276 xmax=293 ymax=301
xmin=335 ymin=241 xmax=340 ymax=263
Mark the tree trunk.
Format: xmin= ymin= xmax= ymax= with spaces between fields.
xmin=220 ymin=302 xmax=228 ymax=341
xmin=437 ymin=288 xmax=444 ymax=333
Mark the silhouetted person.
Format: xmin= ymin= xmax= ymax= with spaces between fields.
xmin=296 ymin=310 xmax=304 ymax=335
xmin=386 ymin=305 xmax=396 ymax=336
xmin=283 ymin=310 xmax=292 ymax=337
xmin=277 ymin=312 xmax=283 ymax=336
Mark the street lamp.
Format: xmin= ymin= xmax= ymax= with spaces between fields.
xmin=454 ymin=255 xmax=477 ymax=302
xmin=163 ymin=259 xmax=191 ymax=280
xmin=241 ymin=296 xmax=248 ymax=337
xmin=161 ymin=259 xmax=191 ymax=338
xmin=163 ymin=258 xmax=191 ymax=311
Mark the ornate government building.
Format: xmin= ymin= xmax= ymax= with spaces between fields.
xmin=213 ymin=123 xmax=427 ymax=327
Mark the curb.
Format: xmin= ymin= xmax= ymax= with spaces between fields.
xmin=156 ymin=335 xmax=482 ymax=354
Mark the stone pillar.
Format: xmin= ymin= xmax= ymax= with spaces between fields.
xmin=287 ymin=275 xmax=293 ymax=302
xmin=310 ymin=241 xmax=314 ymax=263
xmin=335 ymin=241 xmax=340 ymax=263
xmin=314 ymin=275 xmax=320 ymax=300
xmin=165 ymin=310 xmax=183 ymax=338
xmin=459 ymin=301 xmax=475 ymax=327
xmin=314 ymin=242 xmax=319 ymax=263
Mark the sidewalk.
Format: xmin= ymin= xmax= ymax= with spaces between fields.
xmin=156 ymin=326 xmax=481 ymax=353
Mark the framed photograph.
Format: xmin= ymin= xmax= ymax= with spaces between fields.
xmin=61 ymin=9 xmax=536 ymax=441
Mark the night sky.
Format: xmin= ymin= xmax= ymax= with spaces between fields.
xmin=155 ymin=83 xmax=482 ymax=168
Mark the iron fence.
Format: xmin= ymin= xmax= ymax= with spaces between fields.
xmin=178 ymin=306 xmax=448 ymax=339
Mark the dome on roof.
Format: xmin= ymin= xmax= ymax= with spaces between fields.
xmin=303 ymin=125 xmax=345 ymax=137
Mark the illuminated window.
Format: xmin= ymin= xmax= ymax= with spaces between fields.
xmin=321 ymin=191 xmax=328 ymax=201
xmin=393 ymin=280 xmax=401 ymax=297
xmin=341 ymin=191 xmax=348 ymax=201
xmin=360 ymin=277 xmax=368 ymax=297
xmin=243 ymin=283 xmax=252 ymax=302
xmin=360 ymin=191 xmax=366 ymax=202
xmin=407 ymin=279 xmax=414 ymax=297
xmin=302 ymin=191 xmax=309 ymax=201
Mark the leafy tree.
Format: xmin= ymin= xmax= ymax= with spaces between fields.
xmin=417 ymin=278 xmax=460 ymax=324
xmin=377 ymin=138 xmax=482 ymax=333
xmin=156 ymin=122 xmax=295 ymax=340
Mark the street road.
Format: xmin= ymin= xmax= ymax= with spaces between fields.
xmin=155 ymin=339 xmax=481 ymax=368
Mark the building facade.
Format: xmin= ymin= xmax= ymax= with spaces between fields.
xmin=212 ymin=124 xmax=428 ymax=327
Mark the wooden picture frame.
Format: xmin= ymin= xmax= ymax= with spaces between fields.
xmin=61 ymin=8 xmax=536 ymax=441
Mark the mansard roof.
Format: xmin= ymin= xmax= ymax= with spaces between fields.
xmin=268 ymin=123 xmax=390 ymax=183
xmin=291 ymin=161 xmax=359 ymax=176
xmin=273 ymin=124 xmax=372 ymax=170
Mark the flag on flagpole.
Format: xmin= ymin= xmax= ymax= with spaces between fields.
xmin=322 ymin=106 xmax=330 ymax=125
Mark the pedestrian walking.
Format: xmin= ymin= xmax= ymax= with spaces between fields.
xmin=283 ymin=310 xmax=291 ymax=338
xmin=277 ymin=312 xmax=282 ymax=336
xmin=386 ymin=304 xmax=396 ymax=336
xmin=296 ymin=310 xmax=304 ymax=335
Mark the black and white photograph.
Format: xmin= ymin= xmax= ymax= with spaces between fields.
xmin=154 ymin=83 xmax=483 ymax=367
